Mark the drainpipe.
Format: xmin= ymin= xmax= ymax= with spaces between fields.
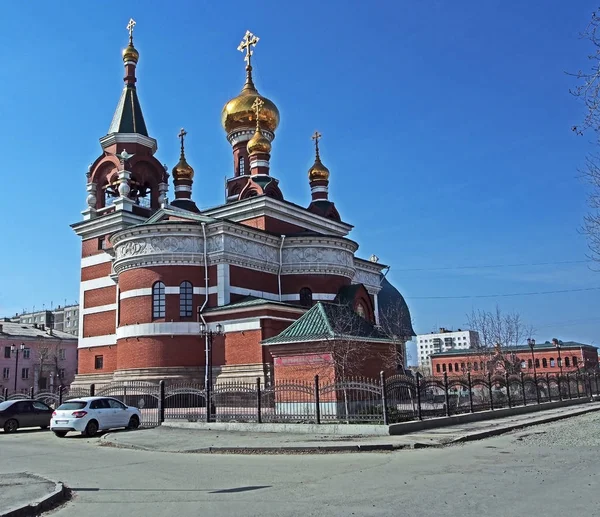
xmin=199 ymin=223 xmax=210 ymax=390
xmin=278 ymin=235 xmax=286 ymax=302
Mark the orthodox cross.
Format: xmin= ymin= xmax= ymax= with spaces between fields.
xmin=312 ymin=131 xmax=322 ymax=158
xmin=178 ymin=128 xmax=187 ymax=155
xmin=238 ymin=30 xmax=259 ymax=67
xmin=126 ymin=18 xmax=136 ymax=45
xmin=251 ymin=98 xmax=264 ymax=131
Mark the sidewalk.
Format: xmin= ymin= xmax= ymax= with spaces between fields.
xmin=100 ymin=402 xmax=600 ymax=454
xmin=0 ymin=473 xmax=68 ymax=517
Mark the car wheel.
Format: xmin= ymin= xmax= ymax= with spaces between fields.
xmin=3 ymin=419 xmax=18 ymax=433
xmin=127 ymin=415 xmax=140 ymax=430
xmin=84 ymin=420 xmax=99 ymax=437
xmin=54 ymin=431 xmax=68 ymax=438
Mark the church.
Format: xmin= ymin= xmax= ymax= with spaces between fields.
xmin=71 ymin=22 xmax=414 ymax=388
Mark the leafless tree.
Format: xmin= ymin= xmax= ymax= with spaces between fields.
xmin=377 ymin=299 xmax=415 ymax=372
xmin=569 ymin=9 xmax=600 ymax=262
xmin=33 ymin=342 xmax=63 ymax=391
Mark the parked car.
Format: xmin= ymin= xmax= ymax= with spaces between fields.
xmin=50 ymin=397 xmax=141 ymax=437
xmin=0 ymin=399 xmax=54 ymax=433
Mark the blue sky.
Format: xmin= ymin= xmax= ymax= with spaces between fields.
xmin=0 ymin=1 xmax=599 ymax=362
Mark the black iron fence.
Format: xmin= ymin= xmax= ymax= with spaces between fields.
xmin=2 ymin=371 xmax=598 ymax=427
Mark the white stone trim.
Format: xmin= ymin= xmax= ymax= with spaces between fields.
xmin=82 ymin=276 xmax=116 ymax=291
xmin=311 ymin=186 xmax=329 ymax=194
xmin=175 ymin=185 xmax=192 ymax=192
xmin=217 ymin=264 xmax=231 ymax=306
xmin=72 ymin=210 xmax=147 ymax=240
xmin=81 ymin=252 xmax=112 ymax=268
xmin=374 ymin=294 xmax=379 ymax=325
xmin=120 ymin=288 xmax=152 ymax=299
xmin=83 ymin=304 xmax=117 ymax=315
xmin=119 ymin=287 xmax=217 ymax=300
xmin=249 ymin=160 xmax=270 ymax=168
xmin=117 ymin=318 xmax=263 ymax=338
xmin=79 ymin=334 xmax=117 ymax=348
xmin=99 ymin=133 xmax=158 ymax=154
xmin=165 ymin=286 xmax=179 ymax=295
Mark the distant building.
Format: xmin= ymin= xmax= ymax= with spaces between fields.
xmin=430 ymin=341 xmax=599 ymax=377
xmin=416 ymin=328 xmax=479 ymax=368
xmin=0 ymin=321 xmax=78 ymax=393
xmin=8 ymin=304 xmax=79 ymax=337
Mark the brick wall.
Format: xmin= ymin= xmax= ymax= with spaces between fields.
xmin=78 ymin=345 xmax=117 ymax=374
xmin=81 ymin=262 xmax=112 ymax=282
xmin=83 ymin=286 xmax=116 ymax=309
xmin=116 ymin=336 xmax=205 ymax=369
xmin=119 ymin=265 xmax=215 ymax=292
xmin=223 ymin=330 xmax=263 ymax=365
xmin=82 ymin=312 xmax=116 ymax=337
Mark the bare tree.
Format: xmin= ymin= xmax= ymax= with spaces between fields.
xmin=33 ymin=342 xmax=63 ymax=391
xmin=377 ymin=299 xmax=415 ymax=372
xmin=570 ymin=9 xmax=600 ymax=262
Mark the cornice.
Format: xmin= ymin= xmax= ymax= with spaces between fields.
xmin=99 ymin=133 xmax=158 ymax=154
xmin=71 ymin=211 xmax=148 ymax=240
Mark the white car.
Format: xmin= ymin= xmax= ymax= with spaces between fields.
xmin=50 ymin=396 xmax=141 ymax=438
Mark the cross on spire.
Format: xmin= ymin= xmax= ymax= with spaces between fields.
xmin=251 ymin=98 xmax=264 ymax=132
xmin=126 ymin=18 xmax=136 ymax=45
xmin=312 ymin=131 xmax=322 ymax=159
xmin=178 ymin=128 xmax=187 ymax=156
xmin=238 ymin=30 xmax=259 ymax=68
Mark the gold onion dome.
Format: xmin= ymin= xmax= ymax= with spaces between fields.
xmin=123 ymin=43 xmax=139 ymax=64
xmin=308 ymin=131 xmax=329 ymax=181
xmin=172 ymin=128 xmax=194 ymax=180
xmin=221 ymin=68 xmax=280 ymax=133
xmin=247 ymin=128 xmax=271 ymax=154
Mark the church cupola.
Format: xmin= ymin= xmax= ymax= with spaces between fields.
xmin=307 ymin=131 xmax=341 ymax=222
xmin=222 ymin=31 xmax=283 ymax=202
xmin=170 ymin=128 xmax=200 ymax=213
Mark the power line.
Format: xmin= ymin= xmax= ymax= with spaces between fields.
xmin=407 ymin=286 xmax=600 ymax=300
xmin=394 ymin=259 xmax=592 ymax=272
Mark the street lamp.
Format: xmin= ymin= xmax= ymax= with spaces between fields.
xmin=199 ymin=321 xmax=223 ymax=423
xmin=527 ymin=338 xmax=540 ymax=405
xmin=10 ymin=344 xmax=25 ymax=393
xmin=553 ymin=338 xmax=563 ymax=400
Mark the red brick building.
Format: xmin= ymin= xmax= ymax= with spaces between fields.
xmin=431 ymin=340 xmax=599 ymax=377
xmin=71 ymin=25 xmax=414 ymax=388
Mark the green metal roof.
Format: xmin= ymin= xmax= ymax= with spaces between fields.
xmin=431 ymin=341 xmax=596 ymax=357
xmin=108 ymin=85 xmax=148 ymax=136
xmin=206 ymin=296 xmax=299 ymax=312
xmin=262 ymin=302 xmax=393 ymax=346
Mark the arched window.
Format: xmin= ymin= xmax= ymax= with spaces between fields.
xmin=180 ymin=281 xmax=193 ymax=317
xmin=565 ymin=357 xmax=570 ymax=367
xmin=442 ymin=363 xmax=447 ymax=372
xmin=528 ymin=359 xmax=533 ymax=369
xmin=299 ymin=288 xmax=313 ymax=308
xmin=448 ymin=363 xmax=453 ymax=372
xmin=356 ymin=303 xmax=366 ymax=318
xmin=473 ymin=362 xmax=479 ymax=371
xmin=455 ymin=362 xmax=459 ymax=372
xmin=238 ymin=156 xmax=246 ymax=175
xmin=436 ymin=364 xmax=441 ymax=373
xmin=152 ymin=282 xmax=165 ymax=319
xmin=572 ymin=356 xmax=578 ymax=367
xmin=542 ymin=358 xmax=547 ymax=368
xmin=550 ymin=358 xmax=555 ymax=368
xmin=535 ymin=358 xmax=540 ymax=368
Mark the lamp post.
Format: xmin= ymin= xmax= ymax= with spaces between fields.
xmin=10 ymin=344 xmax=25 ymax=393
xmin=199 ymin=321 xmax=223 ymax=423
xmin=527 ymin=338 xmax=540 ymax=405
xmin=553 ymin=338 xmax=563 ymax=400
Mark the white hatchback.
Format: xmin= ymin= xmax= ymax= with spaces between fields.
xmin=51 ymin=396 xmax=141 ymax=438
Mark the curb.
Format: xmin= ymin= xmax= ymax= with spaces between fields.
xmin=1 ymin=480 xmax=71 ymax=517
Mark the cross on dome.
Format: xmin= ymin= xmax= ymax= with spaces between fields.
xmin=126 ymin=18 xmax=136 ymax=45
xmin=238 ymin=30 xmax=259 ymax=68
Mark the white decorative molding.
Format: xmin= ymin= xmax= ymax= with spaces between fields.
xmin=71 ymin=210 xmax=147 ymax=241
xmin=217 ymin=264 xmax=231 ymax=306
xmin=83 ymin=303 xmax=117 ymax=315
xmin=175 ymin=185 xmax=192 ymax=192
xmin=228 ymin=128 xmax=274 ymax=146
xmin=311 ymin=186 xmax=329 ymax=193
xmin=79 ymin=334 xmax=117 ymax=349
xmin=120 ymin=288 xmax=152 ymax=300
xmin=120 ymin=287 xmax=218 ymax=300
xmin=117 ymin=318 xmax=263 ymax=338
xmin=82 ymin=276 xmax=117 ymax=291
xmin=81 ymin=252 xmax=113 ymax=268
xmin=249 ymin=160 xmax=270 ymax=168
xmin=99 ymin=133 xmax=158 ymax=154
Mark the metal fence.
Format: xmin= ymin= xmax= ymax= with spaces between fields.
xmin=2 ymin=371 xmax=598 ymax=427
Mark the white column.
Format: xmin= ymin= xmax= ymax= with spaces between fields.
xmin=217 ymin=264 xmax=231 ymax=306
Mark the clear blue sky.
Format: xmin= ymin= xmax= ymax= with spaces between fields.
xmin=0 ymin=1 xmax=598 ymax=361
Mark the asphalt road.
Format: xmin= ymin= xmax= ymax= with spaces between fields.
xmin=2 ymin=412 xmax=599 ymax=517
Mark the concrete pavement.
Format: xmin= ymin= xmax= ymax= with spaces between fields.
xmin=101 ymin=402 xmax=600 ymax=453
xmin=0 ymin=473 xmax=68 ymax=517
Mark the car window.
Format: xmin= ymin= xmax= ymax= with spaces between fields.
xmin=32 ymin=401 xmax=51 ymax=411
xmin=107 ymin=399 xmax=126 ymax=409
xmin=0 ymin=401 xmax=15 ymax=411
xmin=57 ymin=401 xmax=87 ymax=410
xmin=90 ymin=399 xmax=110 ymax=410
xmin=13 ymin=401 xmax=33 ymax=413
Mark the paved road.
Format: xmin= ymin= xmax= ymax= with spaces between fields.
xmin=2 ymin=413 xmax=599 ymax=517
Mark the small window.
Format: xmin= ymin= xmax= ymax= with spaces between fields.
xmin=442 ymin=364 xmax=447 ymax=372
xmin=542 ymin=358 xmax=547 ymax=368
xmin=180 ymin=281 xmax=193 ymax=317
xmin=4 ymin=346 xmax=10 ymax=359
xmin=153 ymin=281 xmax=166 ymax=319
xmin=95 ymin=355 xmax=104 ymax=370
xmin=21 ymin=368 xmax=29 ymax=380
xmin=454 ymin=362 xmax=459 ymax=371
xmin=59 ymin=349 xmax=66 ymax=360
xmin=573 ymin=356 xmax=578 ymax=367
xmin=58 ymin=368 xmax=65 ymax=379
xmin=436 ymin=364 xmax=441 ymax=373
xmin=239 ymin=156 xmax=246 ymax=175
xmin=565 ymin=357 xmax=570 ymax=367
xmin=474 ymin=362 xmax=479 ymax=371
xmin=2 ymin=367 xmax=9 ymax=379
xmin=97 ymin=237 xmax=104 ymax=250
xmin=22 ymin=348 xmax=30 ymax=359
xmin=300 ymin=288 xmax=313 ymax=308
xmin=528 ymin=359 xmax=532 ymax=368
xmin=535 ymin=358 xmax=540 ymax=368
xmin=550 ymin=358 xmax=555 ymax=367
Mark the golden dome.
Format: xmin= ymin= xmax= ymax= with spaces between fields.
xmin=172 ymin=155 xmax=194 ymax=181
xmin=247 ymin=129 xmax=272 ymax=155
xmin=309 ymin=158 xmax=330 ymax=182
xmin=123 ymin=43 xmax=139 ymax=64
xmin=221 ymin=67 xmax=279 ymax=134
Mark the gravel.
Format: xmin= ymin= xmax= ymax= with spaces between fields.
xmin=515 ymin=410 xmax=600 ymax=448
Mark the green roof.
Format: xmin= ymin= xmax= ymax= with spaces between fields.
xmin=206 ymin=296 xmax=300 ymax=312
xmin=108 ymin=85 xmax=148 ymax=136
xmin=262 ymin=302 xmax=393 ymax=346
xmin=432 ymin=341 xmax=596 ymax=357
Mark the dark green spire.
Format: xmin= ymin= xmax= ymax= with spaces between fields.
xmin=108 ymin=85 xmax=148 ymax=136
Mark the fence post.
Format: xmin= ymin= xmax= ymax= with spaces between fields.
xmin=546 ymin=373 xmax=551 ymax=403
xmin=58 ymin=385 xmax=64 ymax=406
xmin=314 ymin=375 xmax=321 ymax=425
xmin=90 ymin=383 xmax=95 ymax=397
xmin=415 ymin=374 xmax=422 ymax=420
xmin=467 ymin=372 xmax=474 ymax=413
xmin=487 ymin=372 xmax=494 ymax=410
xmin=29 ymin=387 xmax=34 ymax=399
xmin=443 ymin=372 xmax=450 ymax=417
xmin=520 ymin=373 xmax=526 ymax=406
xmin=123 ymin=385 xmax=127 ymax=405
xmin=595 ymin=373 xmax=599 ymax=397
xmin=587 ymin=373 xmax=593 ymax=400
xmin=505 ymin=372 xmax=512 ymax=408
xmin=158 ymin=380 xmax=165 ymax=423
xmin=380 ymin=371 xmax=388 ymax=426
xmin=576 ymin=373 xmax=581 ymax=398
xmin=256 ymin=377 xmax=262 ymax=424
xmin=567 ymin=373 xmax=572 ymax=399
xmin=3 ymin=388 xmax=7 ymax=401
xmin=557 ymin=372 xmax=562 ymax=401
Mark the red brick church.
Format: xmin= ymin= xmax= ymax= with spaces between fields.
xmin=71 ymin=23 xmax=414 ymax=388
